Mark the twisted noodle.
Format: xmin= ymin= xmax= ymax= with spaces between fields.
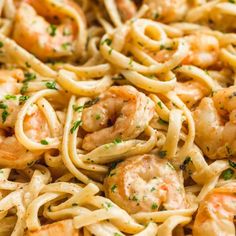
xmin=0 ymin=0 xmax=235 ymax=236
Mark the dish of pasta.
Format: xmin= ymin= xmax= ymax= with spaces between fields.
xmin=0 ymin=0 xmax=235 ymax=235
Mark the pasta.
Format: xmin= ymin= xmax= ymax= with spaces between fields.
xmin=0 ymin=0 xmax=235 ymax=235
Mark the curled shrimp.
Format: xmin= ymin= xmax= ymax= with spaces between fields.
xmin=182 ymin=33 xmax=219 ymax=68
xmin=81 ymin=85 xmax=155 ymax=151
xmin=23 ymin=104 xmax=51 ymax=143
xmin=143 ymin=0 xmax=188 ymax=23
xmin=104 ymin=154 xmax=186 ymax=214
xmin=0 ymin=130 xmax=41 ymax=169
xmin=26 ymin=219 xmax=78 ymax=236
xmin=175 ymin=81 xmax=208 ymax=108
xmin=13 ymin=0 xmax=86 ymax=61
xmin=193 ymin=86 xmax=236 ymax=159
xmin=193 ymin=183 xmax=236 ymax=236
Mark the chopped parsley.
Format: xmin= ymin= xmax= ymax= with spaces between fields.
xmin=114 ymin=233 xmax=122 ymax=236
xmin=101 ymin=38 xmax=112 ymax=46
xmin=0 ymin=42 xmax=3 ymax=48
xmin=23 ymin=72 xmax=36 ymax=83
xmin=20 ymin=83 xmax=28 ymax=94
xmin=72 ymin=105 xmax=83 ymax=113
xmin=84 ymin=98 xmax=99 ymax=108
xmin=157 ymin=101 xmax=163 ymax=109
xmin=40 ymin=139 xmax=49 ymax=145
xmin=45 ymin=81 xmax=57 ymax=90
xmin=47 ymin=24 xmax=57 ymax=36
xmin=1 ymin=110 xmax=9 ymax=123
xmin=61 ymin=42 xmax=71 ymax=50
xmin=111 ymin=184 xmax=117 ymax=193
xmin=113 ymin=138 xmax=122 ymax=144
xmin=70 ymin=120 xmax=82 ymax=134
xmin=158 ymin=118 xmax=168 ymax=125
xmin=158 ymin=150 xmax=167 ymax=158
xmin=153 ymin=12 xmax=159 ymax=20
xmin=229 ymin=160 xmax=236 ymax=169
xmin=128 ymin=58 xmax=133 ymax=67
xmin=95 ymin=114 xmax=101 ymax=120
xmin=229 ymin=0 xmax=235 ymax=3
xmin=25 ymin=62 xmax=31 ymax=68
xmin=0 ymin=102 xmax=7 ymax=109
xmin=151 ymin=203 xmax=158 ymax=210
xmin=150 ymin=187 xmax=155 ymax=192
xmin=131 ymin=195 xmax=138 ymax=201
xmin=5 ymin=95 xmax=16 ymax=100
xmin=19 ymin=95 xmax=29 ymax=104
xmin=222 ymin=168 xmax=234 ymax=180
xmin=102 ymin=202 xmax=113 ymax=210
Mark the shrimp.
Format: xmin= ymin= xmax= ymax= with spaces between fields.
xmin=193 ymin=86 xmax=236 ymax=159
xmin=23 ymin=104 xmax=50 ymax=143
xmin=0 ymin=130 xmax=41 ymax=169
xmin=81 ymin=85 xmax=155 ymax=151
xmin=148 ymin=33 xmax=219 ymax=68
xmin=0 ymin=69 xmax=23 ymax=100
xmin=115 ymin=0 xmax=137 ymax=21
xmin=143 ymin=0 xmax=188 ymax=23
xmin=26 ymin=220 xmax=78 ymax=236
xmin=182 ymin=33 xmax=219 ymax=68
xmin=193 ymin=183 xmax=236 ymax=236
xmin=12 ymin=0 xmax=86 ymax=61
xmin=175 ymin=81 xmax=209 ymax=108
xmin=104 ymin=154 xmax=186 ymax=214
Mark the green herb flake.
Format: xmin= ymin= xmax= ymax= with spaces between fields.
xmin=40 ymin=139 xmax=49 ymax=145
xmin=47 ymin=24 xmax=57 ymax=36
xmin=114 ymin=233 xmax=122 ymax=236
xmin=101 ymin=38 xmax=112 ymax=46
xmin=70 ymin=120 xmax=82 ymax=134
xmin=72 ymin=203 xmax=78 ymax=207
xmin=111 ymin=184 xmax=117 ymax=193
xmin=158 ymin=118 xmax=168 ymax=125
xmin=222 ymin=168 xmax=234 ymax=180
xmin=45 ymin=81 xmax=57 ymax=90
xmin=131 ymin=195 xmax=138 ymax=201
xmin=113 ymin=138 xmax=122 ymax=144
xmin=102 ymin=202 xmax=113 ymax=210
xmin=61 ymin=42 xmax=71 ymax=50
xmin=128 ymin=58 xmax=133 ymax=67
xmin=0 ymin=102 xmax=7 ymax=109
xmin=229 ymin=160 xmax=236 ymax=169
xmin=229 ymin=0 xmax=235 ymax=3
xmin=158 ymin=150 xmax=167 ymax=158
xmin=150 ymin=187 xmax=155 ymax=192
xmin=157 ymin=101 xmax=163 ymax=109
xmin=73 ymin=105 xmax=83 ymax=113
xmin=95 ymin=114 xmax=101 ymax=120
xmin=5 ymin=95 xmax=16 ymax=100
xmin=151 ymin=203 xmax=158 ymax=210
xmin=0 ymin=42 xmax=3 ymax=48
xmin=25 ymin=62 xmax=31 ymax=68
xmin=20 ymin=83 xmax=28 ymax=94
xmin=23 ymin=72 xmax=36 ymax=83
xmin=84 ymin=98 xmax=99 ymax=108
xmin=19 ymin=95 xmax=29 ymax=104
xmin=1 ymin=110 xmax=9 ymax=123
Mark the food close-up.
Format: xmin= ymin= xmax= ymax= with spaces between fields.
xmin=0 ymin=0 xmax=235 ymax=235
